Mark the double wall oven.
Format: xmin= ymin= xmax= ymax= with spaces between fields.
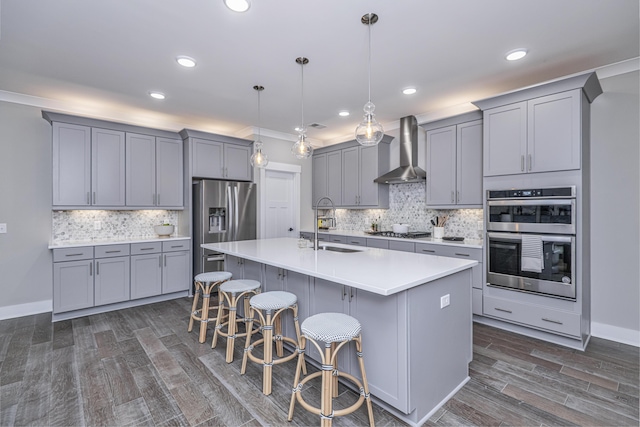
xmin=486 ymin=187 xmax=576 ymax=300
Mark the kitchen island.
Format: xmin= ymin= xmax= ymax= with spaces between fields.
xmin=203 ymin=237 xmax=477 ymax=427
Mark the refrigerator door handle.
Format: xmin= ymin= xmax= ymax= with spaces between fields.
xmin=234 ymin=185 xmax=240 ymax=240
xmin=227 ymin=184 xmax=234 ymax=241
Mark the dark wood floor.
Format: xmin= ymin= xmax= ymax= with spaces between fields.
xmin=0 ymin=298 xmax=637 ymax=427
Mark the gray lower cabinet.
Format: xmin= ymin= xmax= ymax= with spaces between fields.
xmin=53 ymin=257 xmax=94 ymax=313
xmin=94 ymin=244 xmax=130 ymax=305
xmin=366 ymin=238 xmax=388 ymax=249
xmin=130 ymin=242 xmax=163 ymax=299
xmin=225 ymin=255 xmax=262 ymax=281
xmin=161 ymin=241 xmax=190 ymax=294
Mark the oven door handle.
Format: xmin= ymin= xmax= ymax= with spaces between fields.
xmin=487 ymin=232 xmax=574 ymax=244
xmin=490 ymin=242 xmax=518 ymax=250
xmin=487 ymin=199 xmax=575 ymax=206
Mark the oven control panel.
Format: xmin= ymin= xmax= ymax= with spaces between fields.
xmin=488 ymin=186 xmax=575 ymax=200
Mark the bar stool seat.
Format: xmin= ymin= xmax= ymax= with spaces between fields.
xmin=288 ymin=312 xmax=374 ymax=427
xmin=212 ymin=279 xmax=261 ymax=363
xmin=241 ymin=291 xmax=306 ymax=395
xmin=188 ymin=271 xmax=232 ymax=343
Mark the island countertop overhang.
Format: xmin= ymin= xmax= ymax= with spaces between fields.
xmin=202 ymin=237 xmax=477 ymax=296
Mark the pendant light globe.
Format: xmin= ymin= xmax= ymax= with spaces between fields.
xmin=356 ymin=13 xmax=384 ymax=146
xmin=292 ymin=57 xmax=313 ymax=159
xmin=250 ymin=85 xmax=269 ymax=168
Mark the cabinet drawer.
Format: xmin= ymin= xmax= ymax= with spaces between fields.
xmin=366 ymin=238 xmax=388 ymax=249
xmin=131 ymin=241 xmax=162 ymax=255
xmin=388 ymin=240 xmax=415 ymax=253
xmin=95 ymin=244 xmax=130 ymax=258
xmin=435 ymin=245 xmax=482 ymax=262
xmin=345 ymin=236 xmax=366 ymax=246
xmin=53 ymin=247 xmax=93 ymax=262
xmin=483 ymin=295 xmax=581 ymax=337
xmin=414 ymin=243 xmax=440 ymax=255
xmin=162 ymin=240 xmax=190 ymax=252
xmin=326 ymin=235 xmax=346 ymax=244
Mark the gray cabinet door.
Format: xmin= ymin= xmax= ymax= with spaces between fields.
xmin=282 ymin=270 xmax=309 ymax=341
xmin=483 ymin=101 xmax=527 ymax=176
xmin=326 ymin=150 xmax=343 ymax=205
xmin=162 ymin=251 xmax=189 ymax=294
xmin=94 ymin=256 xmax=130 ymax=305
xmin=224 ymin=144 xmax=252 ymax=181
xmin=527 ymin=90 xmax=581 ymax=173
xmin=349 ymin=288 xmax=409 ymax=412
xmin=53 ymin=260 xmax=94 ymax=313
xmin=130 ymin=253 xmax=163 ymax=299
xmin=359 ymin=146 xmax=379 ymax=206
xmin=52 ymin=122 xmax=91 ymax=206
xmin=156 ymin=137 xmax=184 ymax=207
xmin=312 ymin=153 xmax=327 ymax=207
xmin=426 ymin=125 xmax=456 ymax=205
xmin=126 ymin=133 xmax=156 ymax=206
xmin=193 ymin=138 xmax=224 ymax=178
xmin=91 ymin=127 xmax=126 ymax=206
xmin=263 ymin=265 xmax=284 ymax=292
xmin=341 ymin=147 xmax=360 ymax=206
xmin=456 ymin=120 xmax=483 ymax=205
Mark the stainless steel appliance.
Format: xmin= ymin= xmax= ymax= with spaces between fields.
xmin=486 ymin=186 xmax=576 ymax=299
xmin=193 ymin=179 xmax=256 ymax=275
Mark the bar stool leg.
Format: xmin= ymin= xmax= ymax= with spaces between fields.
xmin=321 ymin=344 xmax=334 ymax=427
xmin=263 ymin=310 xmax=273 ymax=395
xmin=274 ymin=315 xmax=284 ymax=358
xmin=240 ymin=304 xmax=256 ymax=375
xmin=355 ymin=336 xmax=375 ymax=427
xmin=330 ymin=342 xmax=339 ymax=398
xmin=225 ymin=293 xmax=238 ymax=363
xmin=291 ymin=304 xmax=307 ymax=375
xmin=287 ymin=335 xmax=306 ymax=421
xmin=188 ymin=283 xmax=201 ymax=332
xmin=212 ymin=290 xmax=226 ymax=349
xmin=198 ymin=283 xmax=212 ymax=343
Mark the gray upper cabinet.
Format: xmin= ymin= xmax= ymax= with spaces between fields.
xmin=191 ymin=137 xmax=252 ymax=181
xmin=483 ymin=89 xmax=582 ymax=176
xmin=312 ymin=137 xmax=390 ymax=209
xmin=127 ymin=133 xmax=184 ymax=207
xmin=52 ymin=122 xmax=91 ymax=206
xmin=52 ymin=123 xmax=126 ymax=207
xmin=425 ymin=115 xmax=482 ymax=207
xmin=91 ymin=128 xmax=126 ymax=206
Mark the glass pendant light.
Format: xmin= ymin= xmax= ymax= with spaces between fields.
xmin=250 ymin=85 xmax=269 ymax=168
xmin=291 ymin=57 xmax=313 ymax=159
xmin=355 ymin=13 xmax=384 ymax=146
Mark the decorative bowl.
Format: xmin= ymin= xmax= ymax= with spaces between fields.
xmin=154 ymin=225 xmax=175 ymax=237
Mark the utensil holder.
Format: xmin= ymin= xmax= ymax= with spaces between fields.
xmin=433 ymin=227 xmax=444 ymax=239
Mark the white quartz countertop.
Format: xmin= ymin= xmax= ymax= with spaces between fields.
xmin=49 ymin=236 xmax=191 ymax=249
xmin=203 ymin=237 xmax=477 ymax=296
xmin=303 ymin=229 xmax=483 ymax=249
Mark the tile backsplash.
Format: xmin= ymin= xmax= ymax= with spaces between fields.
xmin=333 ymin=182 xmax=484 ymax=239
xmin=52 ymin=210 xmax=180 ymax=242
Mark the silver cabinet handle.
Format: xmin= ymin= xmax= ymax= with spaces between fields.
xmin=342 ymin=285 xmax=346 ymax=301
xmin=457 ymin=190 xmax=460 ymax=203
xmin=421 ymin=249 xmax=436 ymax=253
xmin=528 ymin=154 xmax=532 ymax=171
xmin=170 ymin=245 xmax=182 ymax=248
xmin=521 ymin=155 xmax=525 ymax=171
xmin=140 ymin=247 xmax=154 ymax=251
xmin=65 ymin=253 xmax=84 ymax=257
xmin=494 ymin=307 xmax=512 ymax=313
xmin=349 ymin=286 xmax=354 ymax=302
xmin=96 ymin=261 xmax=100 ymax=275
xmin=451 ymin=191 xmax=454 ymax=203
xmin=105 ymin=250 xmax=121 ymax=254
xmin=87 ymin=192 xmax=91 ymax=205
xmin=454 ymin=253 xmax=470 ymax=257
xmin=89 ymin=262 xmax=93 ymax=276
xmin=159 ymin=255 xmax=163 ymax=268
xmin=164 ymin=254 xmax=167 ymax=267
xmin=92 ymin=192 xmax=96 ymax=204
xmin=542 ymin=317 xmax=563 ymax=325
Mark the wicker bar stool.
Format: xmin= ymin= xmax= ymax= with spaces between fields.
xmin=241 ymin=291 xmax=307 ymax=395
xmin=288 ymin=312 xmax=374 ymax=427
xmin=188 ymin=271 xmax=232 ymax=343
xmin=212 ymin=279 xmax=261 ymax=363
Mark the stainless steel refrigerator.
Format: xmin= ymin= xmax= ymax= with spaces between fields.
xmin=193 ymin=179 xmax=256 ymax=275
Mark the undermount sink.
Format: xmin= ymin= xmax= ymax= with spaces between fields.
xmin=319 ymin=245 xmax=363 ymax=253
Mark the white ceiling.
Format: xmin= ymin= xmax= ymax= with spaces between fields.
xmin=1 ymin=0 xmax=638 ymax=146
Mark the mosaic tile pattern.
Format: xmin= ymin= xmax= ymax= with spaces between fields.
xmin=334 ymin=183 xmax=484 ymax=239
xmin=52 ymin=210 xmax=180 ymax=242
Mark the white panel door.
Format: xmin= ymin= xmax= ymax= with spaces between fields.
xmin=264 ymin=169 xmax=296 ymax=239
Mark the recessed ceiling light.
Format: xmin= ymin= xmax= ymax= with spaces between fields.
xmin=505 ymin=49 xmax=528 ymax=61
xmin=149 ymin=91 xmax=165 ymax=100
xmin=339 ymin=111 xmax=350 ymax=117
xmin=402 ymin=87 xmax=417 ymax=95
xmin=224 ymin=0 xmax=250 ymax=12
xmin=176 ymin=56 xmax=196 ymax=68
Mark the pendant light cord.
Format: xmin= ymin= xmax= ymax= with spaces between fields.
xmin=367 ymin=13 xmax=372 ymax=104
xmin=257 ymin=89 xmax=261 ymax=141
xmin=300 ymin=61 xmax=305 ymax=132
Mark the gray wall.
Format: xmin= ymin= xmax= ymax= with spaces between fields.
xmin=0 ymin=102 xmax=53 ymax=310
xmin=0 ymin=70 xmax=638 ymax=344
xmin=590 ymin=71 xmax=640 ymax=339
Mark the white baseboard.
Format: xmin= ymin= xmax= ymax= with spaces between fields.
xmin=591 ymin=321 xmax=640 ymax=347
xmin=0 ymin=300 xmax=52 ymax=321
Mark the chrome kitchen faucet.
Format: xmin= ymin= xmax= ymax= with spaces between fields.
xmin=314 ymin=196 xmax=335 ymax=250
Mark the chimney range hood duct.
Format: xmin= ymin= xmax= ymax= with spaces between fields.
xmin=374 ymin=115 xmax=426 ymax=184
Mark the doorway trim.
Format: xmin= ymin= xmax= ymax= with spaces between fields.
xmin=258 ymin=162 xmax=301 ymax=239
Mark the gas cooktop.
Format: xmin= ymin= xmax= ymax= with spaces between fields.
xmin=365 ymin=230 xmax=432 ymax=239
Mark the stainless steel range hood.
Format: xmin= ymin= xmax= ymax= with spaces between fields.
xmin=374 ymin=115 xmax=426 ymax=184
